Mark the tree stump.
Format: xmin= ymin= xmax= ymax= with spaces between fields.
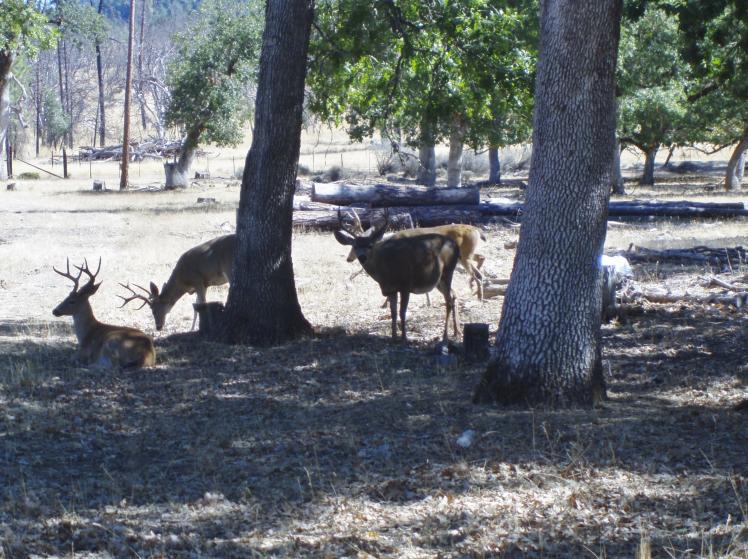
xmin=194 ymin=171 xmax=210 ymax=179
xmin=463 ymin=323 xmax=490 ymax=361
xmin=93 ymin=180 xmax=106 ymax=191
xmin=6 ymin=183 xmax=16 ymax=191
xmin=193 ymin=302 xmax=225 ymax=336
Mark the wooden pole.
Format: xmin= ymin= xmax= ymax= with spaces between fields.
xmin=62 ymin=147 xmax=68 ymax=178
xmin=120 ymin=0 xmax=136 ymax=190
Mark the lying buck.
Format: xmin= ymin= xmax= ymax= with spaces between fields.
xmin=344 ymin=210 xmax=486 ymax=299
xmin=120 ymin=234 xmax=236 ymax=331
xmin=335 ymin=212 xmax=460 ymax=342
xmin=52 ymin=258 xmax=156 ymax=369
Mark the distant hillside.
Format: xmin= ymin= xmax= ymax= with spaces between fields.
xmin=102 ymin=0 xmax=201 ymax=22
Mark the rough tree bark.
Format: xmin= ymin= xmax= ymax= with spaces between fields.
xmin=219 ymin=0 xmax=314 ymax=346
xmin=120 ymin=0 xmax=135 ymax=191
xmin=640 ymin=145 xmax=658 ymax=185
xmin=488 ymin=145 xmax=501 ymax=184
xmin=474 ymin=0 xmax=622 ymax=407
xmin=0 ymin=51 xmax=15 ymax=181
xmin=447 ymin=114 xmax=466 ymax=188
xmin=725 ymin=126 xmax=748 ymax=191
xmin=137 ymin=0 xmax=148 ymax=132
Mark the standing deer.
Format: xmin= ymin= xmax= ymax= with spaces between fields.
xmin=335 ymin=212 xmax=461 ymax=342
xmin=52 ymin=258 xmax=156 ymax=369
xmin=344 ymin=211 xmax=486 ymax=299
xmin=119 ymin=234 xmax=236 ymax=331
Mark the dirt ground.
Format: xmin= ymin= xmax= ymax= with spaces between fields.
xmin=1 ymin=155 xmax=747 ymax=558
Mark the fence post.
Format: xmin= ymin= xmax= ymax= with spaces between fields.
xmin=62 ymin=148 xmax=68 ymax=179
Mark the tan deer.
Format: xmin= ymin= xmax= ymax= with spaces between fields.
xmin=335 ymin=212 xmax=460 ymax=342
xmin=52 ymin=258 xmax=156 ymax=369
xmin=119 ymin=234 xmax=236 ymax=331
xmin=344 ymin=211 xmax=486 ymax=299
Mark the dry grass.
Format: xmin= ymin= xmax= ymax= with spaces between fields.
xmin=1 ymin=157 xmax=747 ymax=558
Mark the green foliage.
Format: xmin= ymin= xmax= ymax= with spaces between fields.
xmin=0 ymin=0 xmax=58 ymax=57
xmin=164 ymin=0 xmax=263 ymax=148
xmin=617 ymin=5 xmax=691 ymax=152
xmin=308 ymin=0 xmax=536 ymax=151
xmin=58 ymin=1 xmax=110 ymax=48
xmin=42 ymin=88 xmax=70 ymax=147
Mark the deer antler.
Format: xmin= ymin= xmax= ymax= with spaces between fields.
xmin=117 ymin=282 xmax=153 ymax=309
xmin=74 ymin=257 xmax=102 ymax=287
xmin=337 ymin=207 xmax=365 ymax=234
xmin=53 ymin=258 xmax=84 ymax=290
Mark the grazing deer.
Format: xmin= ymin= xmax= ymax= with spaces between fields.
xmin=119 ymin=234 xmax=236 ymax=331
xmin=343 ymin=210 xmax=486 ymax=299
xmin=335 ymin=212 xmax=461 ymax=342
xmin=52 ymin=258 xmax=156 ymax=369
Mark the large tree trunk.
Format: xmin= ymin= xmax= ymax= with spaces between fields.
xmin=447 ymin=115 xmax=466 ymax=188
xmin=725 ymin=127 xmax=748 ymax=191
xmin=474 ymin=0 xmax=622 ymax=408
xmin=416 ymin=120 xmax=436 ymax=186
xmin=120 ymin=0 xmax=136 ymax=191
xmin=164 ymin=124 xmax=202 ymax=189
xmin=639 ymin=145 xmax=658 ymax=185
xmin=0 ymin=51 xmax=15 ymax=181
xmin=488 ymin=145 xmax=501 ymax=184
xmin=219 ymin=0 xmax=314 ymax=346
xmin=96 ymin=0 xmax=106 ymax=147
xmin=417 ymin=143 xmax=436 ymax=186
xmin=611 ymin=138 xmax=625 ymax=194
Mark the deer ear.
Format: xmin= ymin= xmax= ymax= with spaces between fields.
xmin=150 ymin=282 xmax=160 ymax=296
xmin=334 ymin=230 xmax=355 ymax=245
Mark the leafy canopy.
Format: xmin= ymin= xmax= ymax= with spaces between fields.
xmin=308 ymin=0 xmax=536 ymax=150
xmin=0 ymin=0 xmax=58 ymax=58
xmin=164 ymin=0 xmax=263 ymax=147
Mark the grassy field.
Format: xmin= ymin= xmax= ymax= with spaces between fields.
xmin=1 ymin=150 xmax=747 ymax=557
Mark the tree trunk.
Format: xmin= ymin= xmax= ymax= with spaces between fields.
xmin=35 ymin=58 xmax=41 ymax=156
xmin=417 ymin=143 xmax=436 ymax=186
xmin=639 ymin=145 xmax=658 ymax=185
xmin=311 ymin=182 xmax=479 ymax=206
xmin=725 ymin=127 xmax=748 ymax=192
xmin=96 ymin=0 xmax=106 ymax=147
xmin=474 ymin=0 xmax=622 ymax=408
xmin=447 ymin=115 xmax=466 ymax=188
xmin=488 ymin=145 xmax=501 ymax=184
xmin=164 ymin=124 xmax=202 ymax=189
xmin=219 ymin=0 xmax=314 ymax=346
xmin=137 ymin=0 xmax=148 ymax=132
xmin=611 ymin=138 xmax=625 ymax=194
xmin=62 ymin=39 xmax=73 ymax=149
xmin=0 ymin=51 xmax=15 ymax=181
xmin=120 ymin=0 xmax=136 ymax=191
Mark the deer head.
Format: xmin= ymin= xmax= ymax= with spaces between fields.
xmin=52 ymin=258 xmax=102 ymax=317
xmin=118 ymin=281 xmax=172 ymax=331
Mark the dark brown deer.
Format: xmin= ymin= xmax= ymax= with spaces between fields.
xmin=52 ymin=258 xmax=156 ymax=369
xmin=335 ymin=212 xmax=461 ymax=341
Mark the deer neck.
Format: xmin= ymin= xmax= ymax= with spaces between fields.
xmin=72 ymin=301 xmax=100 ymax=345
xmin=161 ymin=276 xmax=190 ymax=306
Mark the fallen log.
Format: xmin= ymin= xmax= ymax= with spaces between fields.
xmin=626 ymin=289 xmax=748 ymax=308
xmin=611 ymin=245 xmax=748 ymax=268
xmin=312 ymin=182 xmax=480 ymax=207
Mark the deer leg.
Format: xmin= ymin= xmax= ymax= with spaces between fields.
xmin=437 ymin=285 xmax=460 ymax=341
xmin=388 ymin=294 xmax=398 ymax=339
xmin=192 ymin=289 xmax=207 ymax=331
xmin=399 ymin=291 xmax=410 ymax=341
